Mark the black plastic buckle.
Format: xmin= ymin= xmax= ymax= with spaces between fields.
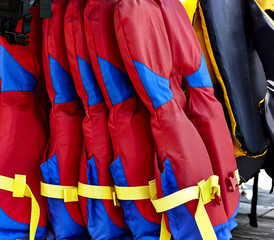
xmin=5 ymin=31 xmax=29 ymax=46
xmin=226 ymin=172 xmax=239 ymax=192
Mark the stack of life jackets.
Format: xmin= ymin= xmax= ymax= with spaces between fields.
xmin=0 ymin=0 xmax=242 ymax=239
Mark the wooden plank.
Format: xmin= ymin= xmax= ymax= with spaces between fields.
xmin=232 ymin=213 xmax=274 ymax=239
xmin=232 ymin=171 xmax=274 ymax=239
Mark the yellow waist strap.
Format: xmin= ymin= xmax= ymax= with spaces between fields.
xmin=78 ymin=182 xmax=119 ymax=206
xmin=0 ymin=175 xmax=40 ymax=240
xmin=78 ymin=181 xmax=171 ymax=239
xmin=114 ymin=185 xmax=152 ymax=200
xmin=77 ymin=174 xmax=226 ymax=240
xmin=40 ymin=182 xmax=78 ymax=202
xmin=149 ymin=175 xmax=220 ymax=240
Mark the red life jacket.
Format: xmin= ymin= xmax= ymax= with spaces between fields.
xmin=158 ymin=0 xmax=240 ymax=229
xmin=0 ymin=7 xmax=48 ymax=240
xmin=84 ymin=0 xmax=162 ymax=238
xmin=114 ymin=0 xmax=235 ymax=239
xmin=64 ymin=0 xmax=131 ymax=238
xmin=40 ymin=0 xmax=89 ymax=238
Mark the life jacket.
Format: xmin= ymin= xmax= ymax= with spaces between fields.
xmin=194 ymin=0 xmax=272 ymax=181
xmin=40 ymin=0 xmax=89 ymax=238
xmin=248 ymin=0 xmax=274 ymax=178
xmin=158 ymin=0 xmax=240 ymax=230
xmin=249 ymin=0 xmax=274 ymax=140
xmin=0 ymin=7 xmax=48 ymax=240
xmin=84 ymin=0 xmax=163 ymax=239
xmin=114 ymin=0 xmax=236 ymax=239
xmin=64 ymin=0 xmax=132 ymax=238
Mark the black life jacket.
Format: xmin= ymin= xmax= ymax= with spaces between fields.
xmin=194 ymin=0 xmax=273 ymax=182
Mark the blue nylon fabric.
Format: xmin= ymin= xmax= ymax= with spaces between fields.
xmin=161 ymin=158 xmax=202 ymax=240
xmin=0 ymin=43 xmax=37 ymax=92
xmin=185 ymin=54 xmax=213 ymax=88
xmin=97 ymin=56 xmax=135 ymax=106
xmin=213 ymin=223 xmax=232 ymax=240
xmin=109 ymin=156 xmax=160 ymax=240
xmin=133 ymin=60 xmax=173 ymax=109
xmin=40 ymin=153 xmax=89 ymax=240
xmin=86 ymin=157 xmax=132 ymax=240
xmin=0 ymin=206 xmax=48 ymax=240
xmin=161 ymin=158 xmax=232 ymax=240
xmin=211 ymin=201 xmax=240 ymax=239
xmin=49 ymin=55 xmax=78 ymax=104
xmin=77 ymin=56 xmax=104 ymax=106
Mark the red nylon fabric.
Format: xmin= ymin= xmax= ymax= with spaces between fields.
xmin=0 ymin=7 xmax=47 ymax=227
xmin=158 ymin=0 xmax=239 ymax=220
xmin=64 ymin=0 xmax=127 ymax=229
xmin=114 ymin=0 xmax=228 ymax=231
xmin=84 ymin=0 xmax=161 ymax=225
xmin=42 ymin=0 xmax=85 ymax=226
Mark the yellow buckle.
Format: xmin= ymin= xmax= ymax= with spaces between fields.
xmin=112 ymin=191 xmax=120 ymax=207
xmin=64 ymin=188 xmax=79 ymax=202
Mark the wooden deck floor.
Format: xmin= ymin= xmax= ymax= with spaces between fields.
xmin=232 ymin=171 xmax=274 ymax=240
xmin=232 ymin=213 xmax=274 ymax=239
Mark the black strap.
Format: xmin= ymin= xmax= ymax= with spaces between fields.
xmin=248 ymin=173 xmax=259 ymax=227
xmin=270 ymin=179 xmax=274 ymax=194
xmin=22 ymin=0 xmax=32 ymax=34
xmin=0 ymin=0 xmax=22 ymax=36
xmin=0 ymin=0 xmax=22 ymax=19
xmin=40 ymin=0 xmax=52 ymax=18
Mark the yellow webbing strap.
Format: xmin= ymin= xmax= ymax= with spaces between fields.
xmin=114 ymin=185 xmax=152 ymax=200
xmin=150 ymin=175 xmax=219 ymax=240
xmin=0 ymin=175 xmax=40 ymax=240
xmin=78 ymin=182 xmax=118 ymax=205
xmin=160 ymin=214 xmax=172 ymax=240
xmin=40 ymin=182 xmax=78 ymax=202
xmin=115 ymin=182 xmax=171 ymax=240
xmin=78 ymin=176 xmax=220 ymax=240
